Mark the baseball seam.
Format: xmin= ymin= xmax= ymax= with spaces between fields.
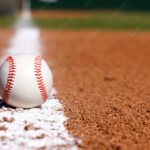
xmin=3 ymin=56 xmax=16 ymax=103
xmin=34 ymin=56 xmax=48 ymax=101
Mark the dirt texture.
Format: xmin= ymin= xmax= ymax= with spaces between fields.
xmin=32 ymin=10 xmax=98 ymax=18
xmin=42 ymin=30 xmax=150 ymax=150
xmin=0 ymin=29 xmax=13 ymax=60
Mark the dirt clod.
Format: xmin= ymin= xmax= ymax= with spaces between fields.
xmin=3 ymin=117 xmax=15 ymax=123
xmin=0 ymin=126 xmax=8 ymax=131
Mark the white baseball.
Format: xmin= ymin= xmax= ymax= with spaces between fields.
xmin=0 ymin=55 xmax=53 ymax=108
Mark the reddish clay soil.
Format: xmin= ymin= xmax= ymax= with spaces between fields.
xmin=32 ymin=10 xmax=99 ymax=18
xmin=0 ymin=29 xmax=13 ymax=59
xmin=42 ymin=30 xmax=150 ymax=150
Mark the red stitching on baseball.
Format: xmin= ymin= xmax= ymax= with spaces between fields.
xmin=34 ymin=56 xmax=48 ymax=101
xmin=3 ymin=56 xmax=16 ymax=103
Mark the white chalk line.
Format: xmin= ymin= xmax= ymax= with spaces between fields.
xmin=0 ymin=10 xmax=80 ymax=150
xmin=0 ymin=89 xmax=79 ymax=150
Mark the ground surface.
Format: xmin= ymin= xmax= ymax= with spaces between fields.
xmin=0 ymin=20 xmax=150 ymax=149
xmin=2 ymin=11 xmax=150 ymax=30
xmin=42 ymin=30 xmax=150 ymax=150
xmin=0 ymin=17 xmax=16 ymax=28
xmin=0 ymin=29 xmax=13 ymax=58
xmin=32 ymin=10 xmax=97 ymax=18
xmin=32 ymin=10 xmax=150 ymax=30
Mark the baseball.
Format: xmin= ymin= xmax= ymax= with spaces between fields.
xmin=0 ymin=55 xmax=53 ymax=108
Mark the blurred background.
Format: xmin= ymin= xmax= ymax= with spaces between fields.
xmin=0 ymin=0 xmax=150 ymax=14
xmin=0 ymin=0 xmax=22 ymax=15
xmin=31 ymin=0 xmax=149 ymax=10
xmin=0 ymin=0 xmax=150 ymax=30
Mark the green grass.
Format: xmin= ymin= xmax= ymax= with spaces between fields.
xmin=33 ymin=12 xmax=150 ymax=30
xmin=0 ymin=16 xmax=16 ymax=28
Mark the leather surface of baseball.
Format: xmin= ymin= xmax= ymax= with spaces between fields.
xmin=0 ymin=55 xmax=53 ymax=108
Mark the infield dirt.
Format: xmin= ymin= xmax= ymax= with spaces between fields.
xmin=0 ymin=29 xmax=150 ymax=149
xmin=0 ymin=29 xmax=13 ymax=58
xmin=42 ymin=30 xmax=150 ymax=150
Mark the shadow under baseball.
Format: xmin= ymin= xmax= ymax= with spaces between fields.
xmin=0 ymin=99 xmax=12 ymax=108
xmin=0 ymin=99 xmax=41 ymax=109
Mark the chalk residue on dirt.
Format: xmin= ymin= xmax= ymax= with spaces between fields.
xmin=0 ymin=89 xmax=78 ymax=149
